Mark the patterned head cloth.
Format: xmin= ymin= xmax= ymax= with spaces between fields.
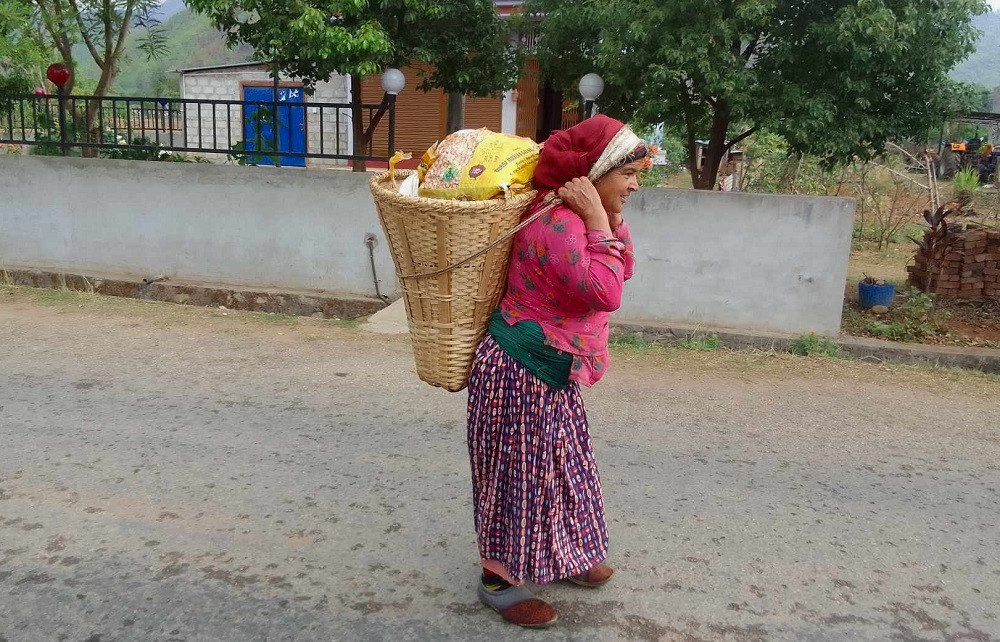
xmin=533 ymin=115 xmax=647 ymax=191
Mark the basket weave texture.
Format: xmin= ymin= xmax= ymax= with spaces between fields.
xmin=370 ymin=170 xmax=538 ymax=392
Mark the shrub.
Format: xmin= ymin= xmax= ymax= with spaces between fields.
xmin=788 ymin=333 xmax=843 ymax=357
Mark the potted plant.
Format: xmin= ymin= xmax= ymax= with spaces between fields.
xmin=858 ymin=273 xmax=895 ymax=309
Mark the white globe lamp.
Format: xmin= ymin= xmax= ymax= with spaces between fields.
xmin=381 ymin=68 xmax=406 ymax=96
xmin=579 ymin=73 xmax=604 ymax=119
xmin=579 ymin=73 xmax=605 ymax=102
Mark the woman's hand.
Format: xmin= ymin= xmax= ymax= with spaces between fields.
xmin=557 ymin=177 xmax=611 ymax=235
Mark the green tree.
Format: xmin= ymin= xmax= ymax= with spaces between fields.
xmin=399 ymin=0 xmax=519 ymax=133
xmin=953 ymin=81 xmax=991 ymax=113
xmin=33 ymin=0 xmax=167 ymax=96
xmin=528 ymin=0 xmax=988 ymax=190
xmin=187 ymin=0 xmax=518 ymax=169
xmin=0 ymin=0 xmax=48 ymax=94
xmin=32 ymin=0 xmax=168 ymax=154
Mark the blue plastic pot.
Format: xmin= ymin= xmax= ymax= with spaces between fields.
xmin=858 ymin=281 xmax=895 ymax=308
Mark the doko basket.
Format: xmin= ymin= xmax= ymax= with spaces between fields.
xmin=370 ymin=170 xmax=541 ymax=392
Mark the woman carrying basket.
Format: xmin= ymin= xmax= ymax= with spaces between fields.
xmin=467 ymin=115 xmax=648 ymax=628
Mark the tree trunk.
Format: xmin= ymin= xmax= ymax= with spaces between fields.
xmin=693 ymin=107 xmax=730 ymax=191
xmin=445 ymin=93 xmax=465 ymax=134
xmin=351 ymin=75 xmax=366 ymax=173
xmin=82 ymin=69 xmax=115 ymax=158
xmin=61 ymin=58 xmax=75 ymax=97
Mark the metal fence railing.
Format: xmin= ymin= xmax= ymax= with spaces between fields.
xmin=0 ymin=93 xmax=395 ymax=165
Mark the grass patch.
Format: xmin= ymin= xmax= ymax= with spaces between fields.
xmin=674 ymin=334 xmax=721 ymax=351
xmin=0 ymin=262 xmax=13 ymax=287
xmin=843 ymin=288 xmax=951 ymax=344
xmin=788 ymin=333 xmax=844 ymax=358
xmin=30 ymin=288 xmax=104 ymax=305
xmin=609 ymin=331 xmax=721 ymax=353
xmin=609 ymin=333 xmax=662 ymax=352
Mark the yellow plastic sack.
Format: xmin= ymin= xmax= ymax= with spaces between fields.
xmin=418 ymin=129 xmax=540 ymax=201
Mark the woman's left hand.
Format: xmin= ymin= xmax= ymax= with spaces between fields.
xmin=557 ymin=177 xmax=611 ymax=234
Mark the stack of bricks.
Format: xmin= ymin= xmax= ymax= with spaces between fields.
xmin=908 ymin=227 xmax=1000 ymax=299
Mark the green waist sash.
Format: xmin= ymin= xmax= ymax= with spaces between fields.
xmin=487 ymin=309 xmax=572 ymax=389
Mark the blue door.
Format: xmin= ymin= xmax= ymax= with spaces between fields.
xmin=242 ymin=86 xmax=306 ymax=167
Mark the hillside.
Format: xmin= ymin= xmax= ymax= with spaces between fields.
xmin=75 ymin=8 xmax=252 ymax=96
xmin=157 ymin=0 xmax=186 ymax=19
xmin=951 ymin=12 xmax=1000 ymax=91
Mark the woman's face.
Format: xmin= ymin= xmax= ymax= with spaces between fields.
xmin=594 ymin=160 xmax=644 ymax=214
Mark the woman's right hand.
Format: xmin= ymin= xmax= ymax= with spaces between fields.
xmin=557 ymin=177 xmax=611 ymax=234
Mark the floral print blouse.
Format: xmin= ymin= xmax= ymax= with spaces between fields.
xmin=498 ymin=202 xmax=635 ymax=386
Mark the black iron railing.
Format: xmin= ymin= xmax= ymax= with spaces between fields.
xmin=0 ymin=92 xmax=396 ymax=165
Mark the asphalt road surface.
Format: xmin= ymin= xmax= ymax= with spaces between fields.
xmin=1 ymin=290 xmax=999 ymax=641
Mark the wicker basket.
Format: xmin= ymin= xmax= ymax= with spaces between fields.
xmin=370 ymin=170 xmax=540 ymax=392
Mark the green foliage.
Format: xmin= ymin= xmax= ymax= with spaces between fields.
xmin=951 ymin=80 xmax=993 ymax=113
xmin=788 ymin=333 xmax=844 ymax=358
xmin=849 ymin=289 xmax=951 ymax=343
xmin=100 ymin=135 xmax=201 ymax=162
xmin=609 ymin=331 xmax=721 ymax=351
xmin=741 ymin=133 xmax=843 ymax=196
xmin=403 ymin=0 xmax=518 ymax=97
xmin=527 ymin=0 xmax=989 ymax=190
xmin=658 ymin=135 xmax=688 ymax=173
xmin=187 ymin=0 xmax=516 ymax=97
xmin=954 ymin=166 xmax=982 ymax=198
xmin=881 ymin=289 xmax=949 ymax=341
xmin=608 ymin=333 xmax=657 ymax=351
xmin=25 ymin=111 xmax=81 ymax=156
xmin=0 ymin=0 xmax=48 ymax=92
xmin=638 ymin=167 xmax=667 ymax=188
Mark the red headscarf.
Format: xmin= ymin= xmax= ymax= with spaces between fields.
xmin=532 ymin=115 xmax=630 ymax=191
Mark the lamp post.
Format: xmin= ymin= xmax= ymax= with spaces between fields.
xmin=359 ymin=68 xmax=405 ymax=166
xmin=380 ymin=68 xmax=405 ymax=158
xmin=354 ymin=68 xmax=405 ymax=171
xmin=46 ymin=63 xmax=71 ymax=156
xmin=579 ymin=73 xmax=604 ymax=120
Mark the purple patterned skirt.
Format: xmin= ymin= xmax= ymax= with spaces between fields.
xmin=466 ymin=335 xmax=608 ymax=585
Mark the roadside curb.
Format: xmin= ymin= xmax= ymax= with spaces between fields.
xmin=3 ymin=268 xmax=387 ymax=320
xmin=614 ymin=320 xmax=1000 ymax=374
xmin=5 ymin=269 xmax=996 ymax=375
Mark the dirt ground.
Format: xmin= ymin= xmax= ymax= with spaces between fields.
xmin=844 ymin=233 xmax=1000 ymax=348
xmin=837 ymin=176 xmax=1000 ymax=349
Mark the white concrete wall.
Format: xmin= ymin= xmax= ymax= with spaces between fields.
xmin=0 ymin=157 xmax=395 ymax=298
xmin=179 ymin=66 xmax=351 ymax=166
xmin=501 ymin=90 xmax=517 ymax=135
xmin=0 ymin=156 xmax=854 ymax=333
xmin=619 ymin=189 xmax=854 ymax=335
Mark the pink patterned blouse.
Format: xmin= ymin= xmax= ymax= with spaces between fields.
xmin=498 ymin=202 xmax=635 ymax=386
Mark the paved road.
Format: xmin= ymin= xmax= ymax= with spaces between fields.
xmin=1 ymin=292 xmax=999 ymax=641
